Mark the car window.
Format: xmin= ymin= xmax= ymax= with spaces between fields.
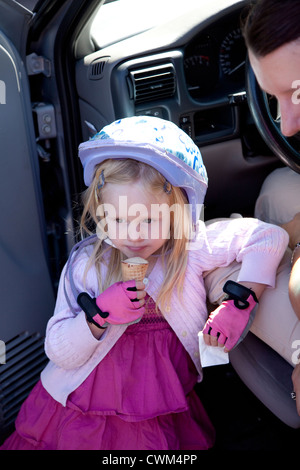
xmin=91 ymin=0 xmax=202 ymax=48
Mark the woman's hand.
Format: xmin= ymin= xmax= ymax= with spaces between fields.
xmin=281 ymin=213 xmax=300 ymax=249
xmin=281 ymin=213 xmax=300 ymax=320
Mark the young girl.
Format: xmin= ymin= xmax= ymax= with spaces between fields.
xmin=1 ymin=116 xmax=288 ymax=450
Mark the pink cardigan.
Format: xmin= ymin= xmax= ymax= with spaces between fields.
xmin=41 ymin=218 xmax=288 ymax=405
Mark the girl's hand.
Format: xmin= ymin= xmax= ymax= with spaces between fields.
xmin=95 ymin=280 xmax=146 ymax=327
xmin=202 ymin=281 xmax=260 ymax=352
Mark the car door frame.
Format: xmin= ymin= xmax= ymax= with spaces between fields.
xmin=0 ymin=0 xmax=101 ymax=442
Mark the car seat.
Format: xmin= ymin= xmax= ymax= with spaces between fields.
xmin=230 ymin=332 xmax=300 ymax=428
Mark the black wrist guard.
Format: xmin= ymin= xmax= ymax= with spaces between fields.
xmin=223 ymin=280 xmax=258 ymax=309
xmin=77 ymin=292 xmax=108 ymax=329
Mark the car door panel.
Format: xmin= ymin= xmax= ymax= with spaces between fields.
xmin=0 ymin=8 xmax=55 ymax=439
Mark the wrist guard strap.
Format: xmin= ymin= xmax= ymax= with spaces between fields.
xmin=77 ymin=292 xmax=108 ymax=329
xmin=223 ymin=280 xmax=258 ymax=309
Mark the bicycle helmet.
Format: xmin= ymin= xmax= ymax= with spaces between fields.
xmin=79 ymin=116 xmax=208 ymax=225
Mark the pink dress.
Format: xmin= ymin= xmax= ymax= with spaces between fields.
xmin=1 ymin=298 xmax=215 ymax=450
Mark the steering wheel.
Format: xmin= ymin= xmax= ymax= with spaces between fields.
xmin=246 ymin=56 xmax=300 ymax=174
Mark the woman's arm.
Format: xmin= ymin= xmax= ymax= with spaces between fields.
xmin=281 ymin=213 xmax=300 ymax=320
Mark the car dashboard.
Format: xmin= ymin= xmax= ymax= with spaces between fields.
xmin=77 ymin=1 xmax=248 ymax=146
xmin=76 ymin=0 xmax=279 ymax=220
xmin=184 ymin=15 xmax=246 ymax=101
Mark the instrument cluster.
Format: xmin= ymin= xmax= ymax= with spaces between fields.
xmin=183 ymin=24 xmax=247 ymax=101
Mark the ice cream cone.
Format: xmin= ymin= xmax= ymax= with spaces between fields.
xmin=121 ymin=257 xmax=148 ymax=281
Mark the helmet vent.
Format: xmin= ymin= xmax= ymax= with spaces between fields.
xmin=129 ymin=63 xmax=176 ymax=104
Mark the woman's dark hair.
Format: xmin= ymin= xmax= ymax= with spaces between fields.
xmin=242 ymin=0 xmax=300 ymax=57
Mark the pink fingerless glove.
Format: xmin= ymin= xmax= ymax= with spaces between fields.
xmin=202 ymin=280 xmax=258 ymax=351
xmin=94 ymin=280 xmax=145 ymax=327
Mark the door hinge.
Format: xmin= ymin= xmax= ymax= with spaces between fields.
xmin=26 ymin=53 xmax=51 ymax=77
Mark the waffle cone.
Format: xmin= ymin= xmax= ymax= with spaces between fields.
xmin=121 ymin=257 xmax=148 ymax=281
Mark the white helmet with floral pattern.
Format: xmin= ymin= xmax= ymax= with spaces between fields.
xmin=79 ymin=116 xmax=208 ymax=225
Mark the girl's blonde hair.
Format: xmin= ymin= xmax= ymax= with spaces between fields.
xmin=80 ymin=158 xmax=192 ymax=311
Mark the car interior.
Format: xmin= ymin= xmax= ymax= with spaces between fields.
xmin=0 ymin=0 xmax=300 ymax=449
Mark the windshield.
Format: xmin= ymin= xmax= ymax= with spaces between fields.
xmin=91 ymin=0 xmax=202 ymax=48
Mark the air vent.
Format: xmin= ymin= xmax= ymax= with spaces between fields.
xmin=88 ymin=57 xmax=109 ymax=80
xmin=129 ymin=63 xmax=176 ymax=104
xmin=0 ymin=332 xmax=48 ymax=441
